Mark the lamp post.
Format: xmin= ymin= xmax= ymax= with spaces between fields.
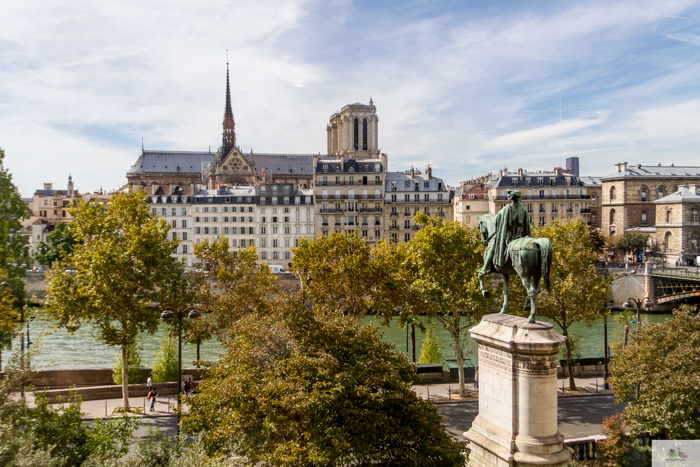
xmin=160 ymin=306 xmax=202 ymax=435
xmin=622 ymin=296 xmax=654 ymax=333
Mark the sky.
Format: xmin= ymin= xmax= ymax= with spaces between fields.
xmin=2 ymin=0 xmax=700 ymax=196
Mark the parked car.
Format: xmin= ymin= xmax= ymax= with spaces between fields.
xmin=269 ymin=265 xmax=290 ymax=274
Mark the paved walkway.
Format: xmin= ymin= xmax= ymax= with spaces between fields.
xmin=413 ymin=376 xmax=612 ymax=404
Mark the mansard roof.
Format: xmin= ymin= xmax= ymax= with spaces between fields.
xmin=128 ymin=150 xmax=215 ymax=175
xmin=492 ymin=173 xmax=584 ymax=188
xmin=253 ymin=154 xmax=313 ymax=175
xmin=655 ymin=186 xmax=700 ymax=204
xmin=603 ymin=164 xmax=700 ymax=179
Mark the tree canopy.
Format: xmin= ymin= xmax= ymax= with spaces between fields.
xmin=35 ymin=221 xmax=76 ymax=267
xmin=611 ymin=230 xmax=649 ymax=256
xmin=182 ymin=296 xmax=466 ymax=466
xmin=46 ymin=190 xmax=182 ymax=410
xmin=609 ymin=305 xmax=700 ymax=439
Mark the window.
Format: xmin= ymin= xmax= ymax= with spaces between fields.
xmin=171 ymin=208 xmax=177 ymax=216
xmin=375 ymin=229 xmax=381 ymax=237
xmin=641 ymin=187 xmax=648 ymax=202
xmin=610 ymin=209 xmax=616 ymax=225
xmin=182 ymin=220 xmax=187 ymax=228
xmin=658 ymin=186 xmax=666 ymax=199
xmin=284 ymin=227 xmax=291 ymax=234
xmin=354 ymin=118 xmax=359 ymax=150
xmin=363 ymin=119 xmax=368 ymax=150
xmin=694 ymin=209 xmax=699 ymax=223
xmin=404 ymin=220 xmax=410 ymax=228
xmin=212 ymin=207 xmax=218 ymax=213
xmin=404 ymin=194 xmax=410 ymax=202
xmin=182 ymin=245 xmax=188 ymax=254
xmin=666 ymin=210 xmax=671 ymax=223
xmin=641 ymin=209 xmax=647 ymax=225
xmin=172 ymin=220 xmax=177 ymax=228
xmin=424 ymin=194 xmax=429 ymax=202
xmin=437 ymin=194 xmax=443 ymax=202
xmin=273 ymin=251 xmax=279 ymax=260
xmin=375 ymin=216 xmax=381 ymax=226
xmin=195 ymin=227 xmax=201 ymax=234
xmin=261 ymin=251 xmax=267 ymax=260
xmin=182 ymin=233 xmax=187 ymax=241
xmin=539 ymin=203 xmax=545 ymax=213
xmin=203 ymin=207 xmax=209 ymax=213
xmin=566 ymin=203 xmax=572 ymax=213
xmin=414 ymin=194 xmax=420 ymax=202
xmin=404 ymin=233 xmax=410 ymax=242
xmin=610 ymin=186 xmax=616 ymax=200
xmin=527 ymin=203 xmax=533 ymax=213
xmin=284 ymin=251 xmax=291 ymax=260
xmin=539 ymin=216 xmax=545 ymax=225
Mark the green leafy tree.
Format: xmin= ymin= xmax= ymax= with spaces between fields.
xmin=152 ymin=334 xmax=178 ymax=383
xmin=609 ymin=305 xmax=700 ymax=439
xmin=0 ymin=273 xmax=18 ymax=371
xmin=194 ymin=239 xmax=278 ymax=343
xmin=46 ymin=190 xmax=182 ymax=411
xmin=403 ymin=215 xmax=490 ymax=396
xmin=508 ymin=219 xmax=611 ymax=390
xmin=291 ymin=232 xmax=401 ymax=317
xmin=612 ymin=230 xmax=649 ymax=257
xmin=112 ymin=342 xmax=144 ymax=385
xmin=0 ymin=346 xmax=138 ymax=466
xmin=418 ymin=323 xmax=445 ymax=366
xmin=35 ymin=221 xmax=76 ymax=267
xmin=183 ymin=297 xmax=466 ymax=466
xmin=0 ymin=148 xmax=30 ymax=368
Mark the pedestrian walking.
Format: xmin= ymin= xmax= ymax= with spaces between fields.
xmin=147 ymin=374 xmax=152 ymax=390
xmin=474 ymin=366 xmax=479 ymax=389
xmin=187 ymin=377 xmax=194 ymax=395
xmin=147 ymin=387 xmax=158 ymax=412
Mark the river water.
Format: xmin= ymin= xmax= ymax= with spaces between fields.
xmin=9 ymin=310 xmax=671 ymax=371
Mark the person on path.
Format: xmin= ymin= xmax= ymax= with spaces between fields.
xmin=473 ymin=367 xmax=479 ymax=389
xmin=147 ymin=387 xmax=158 ymax=412
xmin=147 ymin=374 xmax=152 ymax=390
xmin=184 ymin=379 xmax=191 ymax=397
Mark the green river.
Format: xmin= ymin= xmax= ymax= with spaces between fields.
xmin=8 ymin=311 xmax=672 ymax=371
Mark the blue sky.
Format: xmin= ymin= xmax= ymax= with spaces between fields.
xmin=2 ymin=0 xmax=700 ymax=195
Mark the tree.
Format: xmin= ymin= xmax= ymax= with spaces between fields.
xmin=508 ymin=219 xmax=611 ymax=390
xmin=291 ymin=232 xmax=403 ymax=317
xmin=152 ymin=334 xmax=178 ymax=383
xmin=612 ymin=231 xmax=649 ymax=258
xmin=182 ymin=297 xmax=466 ymax=466
xmin=46 ymin=190 xmax=182 ymax=411
xmin=596 ymin=414 xmax=629 ymax=467
xmin=418 ymin=323 xmax=445 ymax=366
xmin=402 ymin=214 xmax=491 ymax=396
xmin=0 ymin=346 xmax=138 ymax=466
xmin=609 ymin=305 xmax=700 ymax=439
xmin=112 ymin=342 xmax=144 ymax=385
xmin=0 ymin=148 xmax=30 ymax=372
xmin=194 ymin=239 xmax=278 ymax=343
xmin=35 ymin=221 xmax=76 ymax=267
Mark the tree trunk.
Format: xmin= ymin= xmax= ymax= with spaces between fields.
xmin=122 ymin=343 xmax=130 ymax=411
xmin=453 ymin=330 xmax=466 ymax=397
xmin=0 ymin=347 xmax=2 ymax=372
xmin=196 ymin=340 xmax=200 ymax=362
xmin=410 ymin=325 xmax=416 ymax=363
xmin=563 ymin=329 xmax=577 ymax=390
xmin=623 ymin=323 xmax=629 ymax=349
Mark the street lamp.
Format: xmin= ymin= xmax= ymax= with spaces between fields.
xmin=160 ymin=306 xmax=202 ymax=435
xmin=622 ymin=296 xmax=654 ymax=333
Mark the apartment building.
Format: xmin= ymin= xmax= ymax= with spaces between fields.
xmin=147 ymin=183 xmax=198 ymax=266
xmin=453 ymin=183 xmax=490 ymax=228
xmin=488 ymin=167 xmax=591 ymax=226
xmin=312 ymin=154 xmax=386 ymax=241
xmin=384 ymin=167 xmax=452 ymax=243
xmin=579 ymin=176 xmax=602 ymax=229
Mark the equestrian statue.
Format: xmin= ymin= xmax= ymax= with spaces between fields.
xmin=476 ymin=190 xmax=552 ymax=323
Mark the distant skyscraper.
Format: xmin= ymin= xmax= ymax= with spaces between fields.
xmin=566 ymin=157 xmax=580 ymax=177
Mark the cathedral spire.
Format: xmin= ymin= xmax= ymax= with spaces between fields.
xmin=222 ymin=52 xmax=236 ymax=157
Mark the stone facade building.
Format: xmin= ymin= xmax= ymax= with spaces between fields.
xmin=579 ymin=176 xmax=602 ymax=229
xmin=601 ymin=163 xmax=700 ymax=236
xmin=146 ymin=183 xmax=196 ymax=266
xmin=453 ymin=182 xmax=490 ymax=228
xmin=651 ymin=185 xmax=700 ymax=265
xmin=488 ymin=167 xmax=592 ymax=226
xmin=384 ymin=167 xmax=452 ymax=243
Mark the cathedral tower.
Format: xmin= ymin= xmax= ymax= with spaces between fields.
xmin=326 ymin=98 xmax=379 ymax=159
xmin=221 ymin=60 xmax=236 ymax=158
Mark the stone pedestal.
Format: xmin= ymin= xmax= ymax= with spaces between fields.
xmin=464 ymin=314 xmax=571 ymax=467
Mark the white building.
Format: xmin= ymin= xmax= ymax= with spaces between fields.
xmin=147 ymin=183 xmax=197 ymax=267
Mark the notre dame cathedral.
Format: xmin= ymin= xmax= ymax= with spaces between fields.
xmin=126 ymin=63 xmax=380 ymax=192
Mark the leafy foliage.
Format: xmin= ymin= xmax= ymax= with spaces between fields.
xmin=0 ymin=272 xmax=18 ymax=371
xmin=609 ymin=305 xmax=700 ymax=439
xmin=612 ymin=231 xmax=649 ymax=256
xmin=418 ymin=323 xmax=445 ymax=366
xmin=112 ymin=342 xmax=144 ymax=385
xmin=46 ymin=190 xmax=182 ymax=410
xmin=35 ymin=221 xmax=77 ymax=266
xmin=403 ymin=214 xmax=491 ymax=396
xmin=507 ymin=218 xmax=610 ymax=389
xmin=0 ymin=346 xmax=138 ymax=466
xmin=152 ymin=334 xmax=178 ymax=383
xmin=183 ymin=297 xmax=466 ymax=466
xmin=597 ymin=414 xmax=629 ymax=467
xmin=194 ymin=239 xmax=278 ymax=343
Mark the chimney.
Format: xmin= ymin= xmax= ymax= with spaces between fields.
xmin=554 ymin=167 xmax=563 ymax=176
xmin=614 ymin=162 xmax=628 ymax=173
xmin=410 ymin=166 xmax=415 ymax=178
xmin=518 ymin=168 xmax=523 ymax=178
xmin=688 ymin=184 xmax=698 ymax=194
xmin=426 ymin=165 xmax=433 ymax=179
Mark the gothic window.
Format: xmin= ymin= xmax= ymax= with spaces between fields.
xmin=666 ymin=210 xmax=672 ymax=223
xmin=694 ymin=208 xmax=699 ymax=223
xmin=610 ymin=209 xmax=616 ymax=225
xmin=664 ymin=231 xmax=672 ymax=251
xmin=657 ymin=185 xmax=666 ymax=199
xmin=610 ymin=186 xmax=616 ymax=200
xmin=363 ymin=119 xmax=368 ymax=150
xmin=354 ymin=118 xmax=359 ymax=150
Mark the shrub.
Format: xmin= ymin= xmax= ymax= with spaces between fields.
xmin=152 ymin=334 xmax=178 ymax=383
xmin=418 ymin=323 xmax=444 ymax=366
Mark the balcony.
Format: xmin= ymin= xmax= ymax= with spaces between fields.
xmin=389 ymin=226 xmax=399 ymax=230
xmin=390 ymin=212 xmax=399 ymax=217
xmin=359 ymin=207 xmax=382 ymax=213
xmin=411 ymin=225 xmax=419 ymax=230
xmin=580 ymin=208 xmax=591 ymax=213
xmin=494 ymin=194 xmax=591 ymax=201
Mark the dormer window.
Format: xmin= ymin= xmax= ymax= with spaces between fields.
xmin=323 ymin=164 xmax=328 ymax=173
xmin=538 ymin=178 xmax=544 ymax=186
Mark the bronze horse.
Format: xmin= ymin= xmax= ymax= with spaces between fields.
xmin=476 ymin=213 xmax=552 ymax=323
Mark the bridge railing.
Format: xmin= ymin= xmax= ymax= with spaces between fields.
xmin=650 ymin=268 xmax=700 ymax=280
